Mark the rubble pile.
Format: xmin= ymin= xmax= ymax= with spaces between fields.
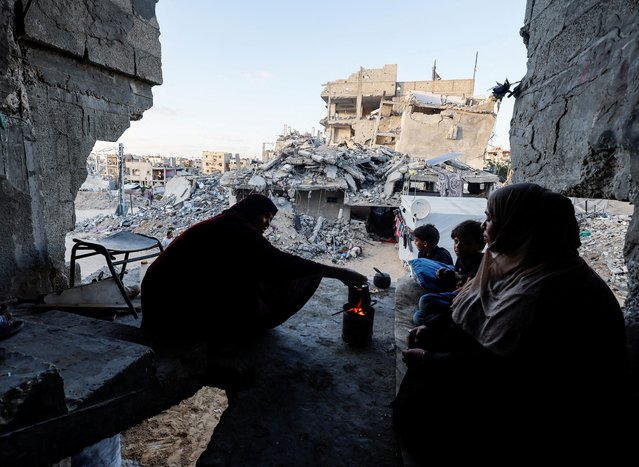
xmin=577 ymin=212 xmax=630 ymax=306
xmin=264 ymin=204 xmax=370 ymax=261
xmin=72 ymin=174 xmax=371 ymax=265
xmin=221 ymin=133 xmax=410 ymax=204
xmin=74 ymin=175 xmax=226 ymax=235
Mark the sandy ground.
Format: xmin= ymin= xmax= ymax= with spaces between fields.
xmin=121 ymin=388 xmax=228 ymax=467
xmin=319 ymin=240 xmax=408 ymax=282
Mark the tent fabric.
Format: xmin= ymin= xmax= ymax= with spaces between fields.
xmin=398 ymin=196 xmax=487 ymax=264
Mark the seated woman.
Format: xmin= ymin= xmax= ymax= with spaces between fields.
xmin=141 ymin=194 xmax=367 ymax=379
xmin=393 ymin=183 xmax=630 ymax=462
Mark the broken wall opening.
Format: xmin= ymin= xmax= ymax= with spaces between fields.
xmin=350 ymin=206 xmax=396 ymax=241
xmin=294 ymin=190 xmax=345 ymax=219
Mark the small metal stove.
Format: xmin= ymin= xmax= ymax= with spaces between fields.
xmin=341 ymin=284 xmax=376 ymax=347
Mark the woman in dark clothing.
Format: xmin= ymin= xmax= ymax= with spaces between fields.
xmin=141 ymin=194 xmax=367 ymax=353
xmin=393 ymin=183 xmax=630 ymax=463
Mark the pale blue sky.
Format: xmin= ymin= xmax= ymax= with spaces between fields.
xmin=96 ymin=0 xmax=528 ymax=159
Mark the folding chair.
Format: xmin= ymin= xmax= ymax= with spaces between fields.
xmin=69 ymin=231 xmax=164 ymax=318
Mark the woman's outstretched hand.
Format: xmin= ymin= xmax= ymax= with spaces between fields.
xmin=337 ymin=268 xmax=369 ymax=288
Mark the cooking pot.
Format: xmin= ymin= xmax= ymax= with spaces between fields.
xmin=373 ymin=267 xmax=391 ymax=289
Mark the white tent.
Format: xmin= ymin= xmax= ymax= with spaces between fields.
xmin=397 ymin=195 xmax=487 ymax=264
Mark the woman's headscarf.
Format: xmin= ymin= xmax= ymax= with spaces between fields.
xmin=451 ymin=183 xmax=583 ymax=356
xmin=486 ymin=182 xmax=580 ymax=263
xmin=227 ymin=194 xmax=278 ymax=224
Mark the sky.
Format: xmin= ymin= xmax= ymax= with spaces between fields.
xmin=95 ymin=0 xmax=529 ymax=159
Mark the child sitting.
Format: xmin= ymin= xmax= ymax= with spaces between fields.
xmin=413 ymin=223 xmax=453 ymax=265
xmin=413 ymin=219 xmax=485 ymax=329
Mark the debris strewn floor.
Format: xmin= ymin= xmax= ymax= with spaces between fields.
xmin=194 ymin=279 xmax=401 ymax=467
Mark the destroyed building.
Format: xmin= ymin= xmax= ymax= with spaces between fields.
xmin=320 ymin=64 xmax=498 ymax=169
xmin=201 ymin=150 xmax=248 ymax=174
xmin=219 ymin=131 xmax=499 ymax=240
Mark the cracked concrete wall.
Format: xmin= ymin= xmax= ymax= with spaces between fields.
xmin=511 ymin=0 xmax=637 ymax=294
xmin=0 ymin=0 xmax=161 ymax=301
xmin=510 ymin=0 xmax=639 ymax=386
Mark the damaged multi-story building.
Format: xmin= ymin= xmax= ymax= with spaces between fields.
xmin=320 ymin=64 xmax=498 ymax=170
xmin=220 ymin=130 xmax=499 ymax=241
xmin=220 ymin=64 xmax=500 ymax=237
xmin=201 ymin=150 xmax=250 ymax=174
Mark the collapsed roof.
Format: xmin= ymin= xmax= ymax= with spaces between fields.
xmin=220 ymin=132 xmax=500 ymax=206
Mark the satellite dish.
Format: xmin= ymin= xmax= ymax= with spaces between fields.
xmin=411 ymin=198 xmax=431 ymax=220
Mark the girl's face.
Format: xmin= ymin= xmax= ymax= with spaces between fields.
xmin=482 ymin=209 xmax=495 ymax=247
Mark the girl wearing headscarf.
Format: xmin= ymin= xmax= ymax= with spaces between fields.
xmin=393 ymin=183 xmax=629 ymax=462
xmin=141 ymin=193 xmax=367 ymax=354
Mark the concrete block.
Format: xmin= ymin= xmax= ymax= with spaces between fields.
xmin=0 ymin=350 xmax=67 ymax=434
xmin=0 ymin=315 xmax=155 ymax=410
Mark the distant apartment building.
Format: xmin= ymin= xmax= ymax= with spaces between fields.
xmin=124 ymin=156 xmax=153 ymax=187
xmin=320 ymin=64 xmax=498 ymax=169
xmin=485 ymin=146 xmax=511 ymax=163
xmin=146 ymin=156 xmax=165 ymax=167
xmin=89 ymin=151 xmax=198 ymax=189
xmin=103 ymin=153 xmax=119 ymax=179
xmin=192 ymin=157 xmax=202 ymax=172
xmin=201 ymin=151 xmax=248 ymax=174
xmin=202 ymin=151 xmax=230 ymax=174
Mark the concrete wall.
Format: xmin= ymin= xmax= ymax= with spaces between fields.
xmin=294 ymin=190 xmax=346 ymax=219
xmin=396 ymin=103 xmax=497 ymax=169
xmin=397 ymin=79 xmax=474 ymax=97
xmin=510 ymin=0 xmax=639 ymax=386
xmin=0 ymin=0 xmax=161 ymax=301
xmin=511 ymin=0 xmax=636 ymax=202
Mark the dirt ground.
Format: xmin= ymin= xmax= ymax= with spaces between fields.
xmin=120 ymin=387 xmax=228 ymax=466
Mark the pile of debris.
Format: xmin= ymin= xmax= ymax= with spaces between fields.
xmin=220 ymin=133 xmax=408 ymax=204
xmin=577 ymin=212 xmax=630 ymax=307
xmin=72 ymin=174 xmax=371 ymax=265
xmin=220 ymin=132 xmax=497 ymax=204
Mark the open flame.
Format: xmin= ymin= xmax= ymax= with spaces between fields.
xmin=345 ymin=298 xmax=366 ymax=316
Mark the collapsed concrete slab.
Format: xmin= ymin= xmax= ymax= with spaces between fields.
xmin=221 ymin=133 xmax=499 ymax=222
xmin=0 ymin=308 xmax=206 ymax=466
xmin=0 ymin=351 xmax=67 ymax=434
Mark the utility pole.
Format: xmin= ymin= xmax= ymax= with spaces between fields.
xmin=472 ymin=51 xmax=478 ymax=94
xmin=115 ymin=142 xmax=127 ymax=216
xmin=261 ymin=142 xmax=274 ymax=162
